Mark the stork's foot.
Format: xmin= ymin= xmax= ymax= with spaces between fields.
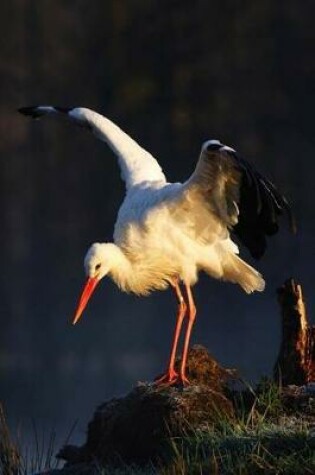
xmin=154 ymin=370 xmax=190 ymax=387
xmin=179 ymin=373 xmax=190 ymax=386
xmin=154 ymin=369 xmax=178 ymax=386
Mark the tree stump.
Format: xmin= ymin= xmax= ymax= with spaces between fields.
xmin=274 ymin=279 xmax=315 ymax=385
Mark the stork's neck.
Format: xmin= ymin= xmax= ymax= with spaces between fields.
xmin=106 ymin=243 xmax=174 ymax=296
xmin=107 ymin=244 xmax=133 ymax=288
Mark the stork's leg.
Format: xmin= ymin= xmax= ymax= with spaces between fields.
xmin=179 ymin=284 xmax=197 ymax=385
xmin=154 ymin=281 xmax=187 ymax=385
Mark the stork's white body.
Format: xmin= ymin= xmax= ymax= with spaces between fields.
xmin=20 ymin=104 xmax=292 ymax=385
xmin=112 ymin=181 xmax=245 ymax=295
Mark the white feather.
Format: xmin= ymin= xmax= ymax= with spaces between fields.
xmin=69 ymin=108 xmax=166 ymax=189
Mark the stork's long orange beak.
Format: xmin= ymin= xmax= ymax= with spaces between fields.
xmin=72 ymin=277 xmax=100 ymax=325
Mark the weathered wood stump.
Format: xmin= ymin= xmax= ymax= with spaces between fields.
xmin=274 ymin=279 xmax=315 ymax=385
xmin=58 ymin=346 xmax=240 ymax=467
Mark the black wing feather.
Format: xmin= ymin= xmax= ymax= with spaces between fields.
xmin=229 ymin=151 xmax=295 ymax=259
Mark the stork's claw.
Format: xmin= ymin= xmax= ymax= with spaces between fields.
xmin=179 ymin=373 xmax=190 ymax=386
xmin=154 ymin=369 xmax=178 ymax=386
xmin=154 ymin=370 xmax=190 ymax=387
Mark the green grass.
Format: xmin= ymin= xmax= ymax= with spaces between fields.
xmin=2 ymin=380 xmax=315 ymax=474
xmin=162 ymin=421 xmax=315 ymax=474
xmin=0 ymin=410 xmax=77 ymax=475
xmin=96 ymin=380 xmax=315 ymax=475
xmin=18 ymin=424 xmax=62 ymax=474
xmin=91 ymin=424 xmax=315 ymax=475
xmin=157 ymin=381 xmax=314 ymax=474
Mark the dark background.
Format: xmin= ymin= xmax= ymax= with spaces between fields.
xmin=1 ymin=0 xmax=314 ymax=448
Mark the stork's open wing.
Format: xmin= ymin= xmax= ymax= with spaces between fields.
xmin=181 ymin=141 xmax=295 ymax=259
xmin=18 ymin=106 xmax=166 ymax=190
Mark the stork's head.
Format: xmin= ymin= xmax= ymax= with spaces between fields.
xmin=202 ymin=139 xmax=236 ymax=153
xmin=72 ymin=243 xmax=115 ymax=325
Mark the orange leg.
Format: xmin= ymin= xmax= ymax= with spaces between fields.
xmin=154 ymin=281 xmax=187 ymax=385
xmin=179 ymin=284 xmax=197 ymax=385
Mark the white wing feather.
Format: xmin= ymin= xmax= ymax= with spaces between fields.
xmin=69 ymin=108 xmax=166 ymax=189
xmin=19 ymin=106 xmax=166 ymax=190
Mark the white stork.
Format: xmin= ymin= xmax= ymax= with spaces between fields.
xmin=19 ymin=105 xmax=295 ymax=385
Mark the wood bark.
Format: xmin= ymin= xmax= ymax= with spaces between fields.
xmin=274 ymin=279 xmax=315 ymax=386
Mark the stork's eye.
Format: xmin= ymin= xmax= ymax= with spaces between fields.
xmin=95 ymin=263 xmax=101 ymax=271
xmin=206 ymin=142 xmax=222 ymax=152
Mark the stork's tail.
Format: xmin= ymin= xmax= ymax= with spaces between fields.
xmin=222 ymin=253 xmax=265 ymax=294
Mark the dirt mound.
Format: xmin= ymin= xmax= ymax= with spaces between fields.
xmin=58 ymin=345 xmax=239 ymax=467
